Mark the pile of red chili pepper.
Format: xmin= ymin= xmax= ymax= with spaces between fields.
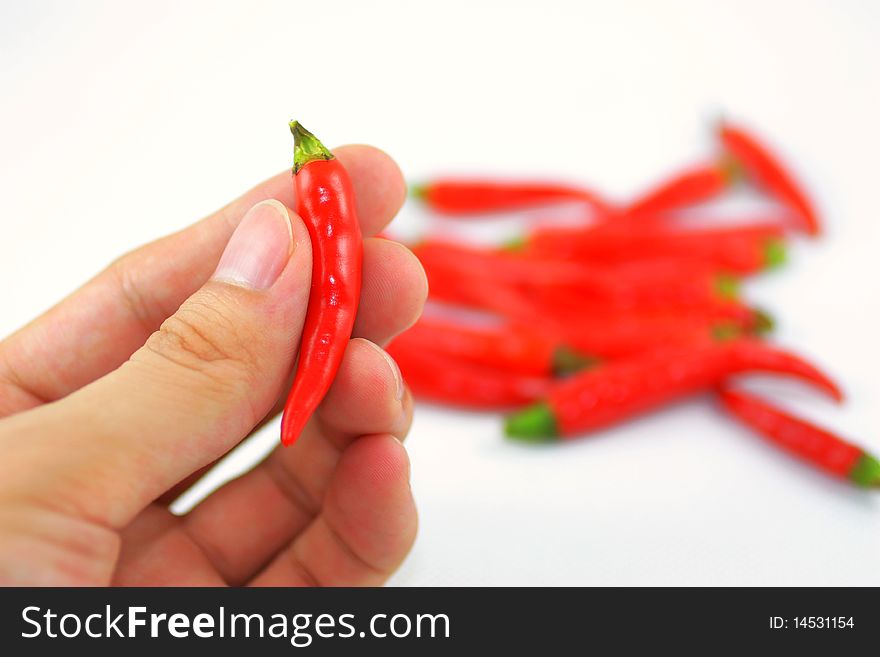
xmin=388 ymin=120 xmax=880 ymax=489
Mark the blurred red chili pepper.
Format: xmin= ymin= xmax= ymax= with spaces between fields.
xmin=718 ymin=387 xmax=879 ymax=487
xmin=413 ymin=240 xmax=610 ymax=289
xmin=559 ymin=301 xmax=772 ymax=336
xmin=387 ymin=340 xmax=551 ymax=409
xmin=625 ymin=162 xmax=730 ymax=217
xmin=392 ymin=316 xmax=596 ymax=377
xmin=280 ymin=122 xmax=363 ymax=447
xmin=419 ymin=255 xmax=765 ymax=355
xmin=416 ymin=240 xmax=752 ymax=310
xmin=504 ymin=339 xmax=842 ymax=440
xmin=411 ymin=178 xmax=611 ymax=217
xmin=431 ymin=290 xmax=768 ymax=369
xmin=525 ymin=222 xmax=787 ymax=274
xmin=531 ymin=263 xmax=743 ymax=312
xmin=719 ymin=121 xmax=820 ymax=236
xmin=417 ymin=246 xmax=761 ymax=339
xmin=424 ymin=264 xmax=536 ymax=318
xmin=533 ymin=308 xmax=756 ymax=360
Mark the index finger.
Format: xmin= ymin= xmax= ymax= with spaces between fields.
xmin=0 ymin=145 xmax=407 ymax=416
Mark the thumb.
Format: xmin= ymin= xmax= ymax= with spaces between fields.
xmin=7 ymin=199 xmax=313 ymax=528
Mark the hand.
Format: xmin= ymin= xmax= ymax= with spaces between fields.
xmin=0 ymin=146 xmax=425 ymax=586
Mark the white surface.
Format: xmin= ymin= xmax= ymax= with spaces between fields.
xmin=1 ymin=0 xmax=878 ymax=585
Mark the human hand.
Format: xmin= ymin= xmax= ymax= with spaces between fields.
xmin=0 ymin=146 xmax=425 ymax=586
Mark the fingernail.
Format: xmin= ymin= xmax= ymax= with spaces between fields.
xmin=212 ymin=199 xmax=292 ymax=290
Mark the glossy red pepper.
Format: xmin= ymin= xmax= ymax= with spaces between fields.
xmin=626 ymin=162 xmax=729 ymax=217
xmin=387 ymin=340 xmax=550 ymax=409
xmin=280 ymin=122 xmax=363 ymax=446
xmin=718 ymin=387 xmax=879 ymax=487
xmin=411 ymin=178 xmax=611 ymax=217
xmin=391 ymin=316 xmax=595 ymax=377
xmin=504 ymin=339 xmax=842 ymax=440
xmin=719 ymin=121 xmax=820 ymax=235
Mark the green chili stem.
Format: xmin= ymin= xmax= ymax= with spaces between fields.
xmin=289 ymin=121 xmax=334 ymax=174
xmin=849 ymin=453 xmax=880 ymax=488
xmin=505 ymin=402 xmax=559 ymax=442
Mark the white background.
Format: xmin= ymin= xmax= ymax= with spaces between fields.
xmin=1 ymin=1 xmax=878 ymax=585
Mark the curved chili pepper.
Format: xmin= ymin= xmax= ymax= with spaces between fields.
xmin=387 ymin=340 xmax=550 ymax=409
xmin=504 ymin=339 xmax=842 ymax=441
xmin=411 ymin=178 xmax=611 ymax=217
xmin=391 ymin=316 xmax=596 ymax=377
xmin=525 ymin=222 xmax=787 ymax=274
xmin=280 ymin=122 xmax=363 ymax=446
xmin=719 ymin=121 xmax=820 ymax=236
xmin=625 ymin=162 xmax=729 ymax=217
xmin=718 ymin=387 xmax=879 ymax=487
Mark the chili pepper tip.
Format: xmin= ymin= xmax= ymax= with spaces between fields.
xmin=289 ymin=120 xmax=335 ymax=174
xmin=551 ymin=346 xmax=600 ymax=377
xmin=849 ymin=453 xmax=880 ymax=488
xmin=504 ymin=402 xmax=559 ymax=442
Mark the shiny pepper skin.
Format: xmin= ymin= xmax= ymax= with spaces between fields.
xmin=281 ymin=123 xmax=363 ymax=446
xmin=505 ymin=339 xmax=842 ymax=440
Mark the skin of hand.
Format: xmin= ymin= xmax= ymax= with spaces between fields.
xmin=0 ymin=145 xmax=426 ymax=586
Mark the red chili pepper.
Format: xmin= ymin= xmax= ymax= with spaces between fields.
xmin=411 ymin=178 xmax=611 ymax=217
xmin=391 ymin=316 xmax=596 ymax=377
xmin=416 ymin=240 xmax=751 ymax=314
xmin=424 ymin=269 xmax=768 ymax=359
xmin=719 ymin=121 xmax=820 ymax=235
xmin=387 ymin=340 xmax=550 ymax=409
xmin=525 ymin=222 xmax=787 ymax=275
xmin=504 ymin=339 xmax=842 ymax=440
xmin=530 ymin=264 xmax=744 ymax=313
xmin=625 ymin=162 xmax=730 ymax=217
xmin=423 ymin=263 xmax=537 ymax=318
xmin=533 ymin=308 xmax=764 ymax=359
xmin=413 ymin=240 xmax=610 ymax=289
xmin=565 ymin=301 xmax=772 ymax=336
xmin=280 ymin=122 xmax=363 ymax=446
xmin=419 ymin=255 xmax=764 ymax=355
xmin=718 ymin=387 xmax=879 ymax=487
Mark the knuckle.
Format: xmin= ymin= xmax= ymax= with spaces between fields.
xmin=108 ymin=254 xmax=156 ymax=335
xmin=143 ymin=294 xmax=261 ymax=392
